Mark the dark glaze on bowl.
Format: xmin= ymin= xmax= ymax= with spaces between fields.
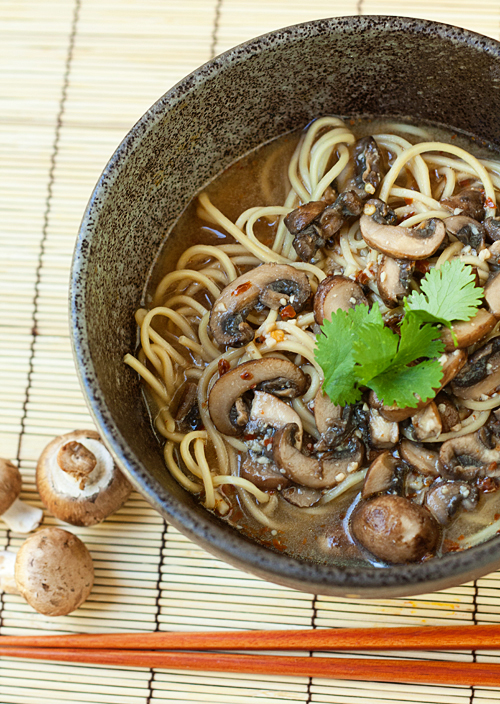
xmin=71 ymin=16 xmax=500 ymax=597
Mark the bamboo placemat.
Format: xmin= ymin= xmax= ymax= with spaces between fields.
xmin=2 ymin=1 xmax=500 ymax=702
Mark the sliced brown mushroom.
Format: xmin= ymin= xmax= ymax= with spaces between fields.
xmin=439 ymin=431 xmax=500 ymax=480
xmin=484 ymin=272 xmax=500 ymax=318
xmin=247 ymin=391 xmax=304 ymax=449
xmin=434 ymin=392 xmax=461 ymax=433
xmin=173 ymin=381 xmax=201 ymax=431
xmin=484 ymin=217 xmax=500 ymax=243
xmin=369 ymin=349 xmax=467 ymax=422
xmin=284 ymin=201 xmax=327 ymax=262
xmin=313 ymin=386 xmax=353 ymax=449
xmin=399 ymin=439 xmax=441 ymax=477
xmin=272 ymin=424 xmax=364 ymax=489
xmin=208 ymin=358 xmax=308 ymax=436
xmin=368 ymin=408 xmax=399 ymax=448
xmin=488 ymin=241 xmax=500 ymax=268
xmin=411 ymin=402 xmax=443 ymax=441
xmin=313 ymin=274 xmax=368 ymax=324
xmin=350 ymin=494 xmax=440 ymax=564
xmin=444 ymin=215 xmax=485 ymax=250
xmin=440 ymin=308 xmax=497 ymax=351
xmin=376 ymin=256 xmax=414 ymax=308
xmin=352 ymin=136 xmax=383 ymax=198
xmin=441 ymin=185 xmax=485 ymax=221
xmin=425 ymin=480 xmax=479 ymax=525
xmin=451 ymin=337 xmax=500 ymax=400
xmin=317 ymin=190 xmax=364 ymax=240
xmin=361 ymin=451 xmax=402 ymax=498
xmin=281 ymin=485 xmax=322 ymax=507
xmin=240 ymin=456 xmax=290 ymax=491
xmin=209 ymin=263 xmax=311 ymax=347
xmin=360 ymin=202 xmax=446 ymax=260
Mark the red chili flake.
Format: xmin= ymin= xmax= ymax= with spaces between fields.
xmin=240 ymin=371 xmax=253 ymax=380
xmin=244 ymin=433 xmax=257 ymax=441
xmin=458 ymin=178 xmax=473 ymax=187
xmin=356 ymin=271 xmax=370 ymax=285
xmin=415 ymin=260 xmax=431 ymax=275
xmin=451 ymin=134 xmax=457 ymax=140
xmin=272 ymin=539 xmax=287 ymax=551
xmin=443 ymin=539 xmax=462 ymax=552
xmin=495 ymin=514 xmax=500 ymax=521
xmin=263 ymin=438 xmax=273 ymax=446
xmin=280 ymin=304 xmax=296 ymax=320
xmin=255 ymin=336 xmax=265 ymax=344
xmin=232 ymin=281 xmax=252 ymax=296
xmin=486 ymin=197 xmax=496 ymax=209
xmin=218 ymin=359 xmax=230 ymax=376
xmin=458 ymin=535 xmax=465 ymax=541
xmin=404 ymin=198 xmax=414 ymax=206
xmin=477 ymin=476 xmax=499 ymax=493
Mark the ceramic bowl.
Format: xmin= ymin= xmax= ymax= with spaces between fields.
xmin=71 ymin=16 xmax=500 ymax=597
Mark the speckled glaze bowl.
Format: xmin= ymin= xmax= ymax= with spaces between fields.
xmin=71 ymin=16 xmax=500 ymax=597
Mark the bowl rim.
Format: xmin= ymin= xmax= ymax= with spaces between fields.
xmin=71 ymin=14 xmax=500 ymax=596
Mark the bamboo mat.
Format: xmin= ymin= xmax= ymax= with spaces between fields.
xmin=2 ymin=1 xmax=500 ymax=703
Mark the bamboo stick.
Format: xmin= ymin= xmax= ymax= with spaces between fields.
xmin=2 ymin=624 xmax=500 ymax=651
xmin=0 ymin=647 xmax=499 ymax=686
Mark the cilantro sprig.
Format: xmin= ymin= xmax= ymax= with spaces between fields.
xmin=315 ymin=260 xmax=481 ymax=409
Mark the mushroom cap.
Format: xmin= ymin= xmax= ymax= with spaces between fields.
xmin=351 ymin=494 xmax=440 ymax=564
xmin=313 ymin=275 xmax=368 ymax=324
xmin=360 ymin=209 xmax=446 ymax=260
xmin=15 ymin=527 xmax=94 ymax=616
xmin=0 ymin=458 xmax=22 ymax=515
xmin=36 ymin=429 xmax=132 ymax=526
xmin=440 ymin=308 xmax=497 ymax=352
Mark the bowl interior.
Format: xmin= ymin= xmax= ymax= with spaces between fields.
xmin=71 ymin=15 xmax=500 ymax=597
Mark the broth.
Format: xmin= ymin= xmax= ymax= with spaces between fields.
xmin=128 ymin=116 xmax=500 ymax=568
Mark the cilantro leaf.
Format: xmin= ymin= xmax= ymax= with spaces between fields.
xmin=352 ymin=321 xmax=398 ymax=384
xmin=315 ymin=309 xmax=362 ymax=406
xmin=405 ymin=259 xmax=482 ymax=326
xmin=368 ymin=359 xmax=445 ymax=408
xmin=392 ymin=313 xmax=444 ymax=368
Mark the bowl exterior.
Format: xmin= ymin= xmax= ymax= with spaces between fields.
xmin=71 ymin=15 xmax=500 ymax=597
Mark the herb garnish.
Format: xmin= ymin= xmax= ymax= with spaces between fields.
xmin=315 ymin=260 xmax=482 ymax=409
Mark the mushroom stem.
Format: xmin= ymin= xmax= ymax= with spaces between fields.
xmin=1 ymin=498 xmax=43 ymax=534
xmin=0 ymin=550 xmax=19 ymax=594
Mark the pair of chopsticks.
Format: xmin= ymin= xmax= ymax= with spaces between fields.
xmin=1 ymin=625 xmax=500 ymax=686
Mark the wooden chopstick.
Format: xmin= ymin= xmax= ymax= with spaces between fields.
xmin=2 ymin=624 xmax=500 ymax=651
xmin=0 ymin=646 xmax=500 ymax=686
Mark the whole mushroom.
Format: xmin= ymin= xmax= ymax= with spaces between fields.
xmin=0 ymin=458 xmax=43 ymax=533
xmin=36 ymin=430 xmax=132 ymax=526
xmin=4 ymin=527 xmax=94 ymax=616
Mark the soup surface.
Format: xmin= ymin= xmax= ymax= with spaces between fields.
xmin=126 ymin=116 xmax=500 ymax=567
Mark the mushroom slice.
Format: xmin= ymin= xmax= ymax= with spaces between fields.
xmin=369 ymin=349 xmax=467 ymax=422
xmin=484 ymin=272 xmax=500 ymax=318
xmin=484 ymin=217 xmax=500 ymax=243
xmin=445 ymin=215 xmax=485 ymax=250
xmin=441 ymin=185 xmax=485 ymax=221
xmin=14 ymin=527 xmax=94 ymax=617
xmin=281 ymin=485 xmax=322 ymax=507
xmin=441 ymin=308 xmax=497 ymax=351
xmin=313 ymin=386 xmax=353 ymax=449
xmin=350 ymin=494 xmax=440 ymax=564
xmin=425 ymin=480 xmax=479 ymax=525
xmin=369 ymin=409 xmax=399 ymax=448
xmin=208 ymin=263 xmax=311 ymax=347
xmin=208 ymin=358 xmax=308 ymax=437
xmin=451 ymin=337 xmax=500 ymax=400
xmin=248 ymin=391 xmax=303 ymax=449
xmin=36 ymin=430 xmax=132 ymax=527
xmin=434 ymin=392 xmax=461 ymax=433
xmin=411 ymin=402 xmax=442 ymax=441
xmin=399 ymin=439 xmax=441 ymax=477
xmin=376 ymin=256 xmax=414 ymax=309
xmin=272 ymin=424 xmax=364 ymax=489
xmin=0 ymin=458 xmax=42 ymax=534
xmin=174 ymin=381 xmax=201 ymax=431
xmin=439 ymin=432 xmax=500 ymax=481
xmin=360 ymin=205 xmax=446 ymax=260
xmin=352 ymin=136 xmax=383 ymax=197
xmin=317 ymin=190 xmax=364 ymax=240
xmin=361 ymin=451 xmax=403 ymax=498
xmin=284 ymin=201 xmax=326 ymax=235
xmin=313 ymin=275 xmax=368 ymax=324
xmin=240 ymin=456 xmax=290 ymax=491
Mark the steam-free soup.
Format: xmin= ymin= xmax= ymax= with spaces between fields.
xmin=126 ymin=116 xmax=500 ymax=567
